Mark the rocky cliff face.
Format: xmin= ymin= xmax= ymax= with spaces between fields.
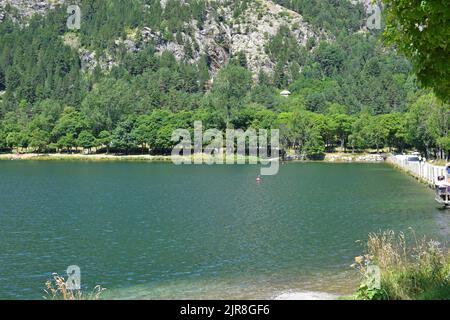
xmin=129 ymin=0 xmax=322 ymax=76
xmin=0 ymin=0 xmax=367 ymax=78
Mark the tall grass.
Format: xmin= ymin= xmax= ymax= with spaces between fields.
xmin=44 ymin=273 xmax=106 ymax=300
xmin=352 ymin=230 xmax=450 ymax=300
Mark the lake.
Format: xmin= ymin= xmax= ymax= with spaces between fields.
xmin=0 ymin=161 xmax=448 ymax=299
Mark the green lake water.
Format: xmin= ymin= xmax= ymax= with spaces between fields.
xmin=0 ymin=161 xmax=448 ymax=299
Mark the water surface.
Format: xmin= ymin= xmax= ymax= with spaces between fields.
xmin=0 ymin=161 xmax=447 ymax=299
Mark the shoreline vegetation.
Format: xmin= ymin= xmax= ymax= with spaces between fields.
xmin=350 ymin=230 xmax=450 ymax=300
xmin=44 ymin=273 xmax=106 ymax=300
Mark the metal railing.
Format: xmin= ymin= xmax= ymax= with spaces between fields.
xmin=388 ymin=156 xmax=446 ymax=186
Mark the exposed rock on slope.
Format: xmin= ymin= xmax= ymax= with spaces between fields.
xmin=117 ymin=0 xmax=322 ymax=76
xmin=0 ymin=0 xmax=65 ymax=22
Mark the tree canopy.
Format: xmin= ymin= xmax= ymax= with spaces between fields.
xmin=383 ymin=0 xmax=450 ymax=102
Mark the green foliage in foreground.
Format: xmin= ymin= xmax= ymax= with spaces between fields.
xmin=383 ymin=0 xmax=450 ymax=102
xmin=352 ymin=230 xmax=450 ymax=300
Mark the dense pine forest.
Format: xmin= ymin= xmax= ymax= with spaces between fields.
xmin=0 ymin=0 xmax=448 ymax=159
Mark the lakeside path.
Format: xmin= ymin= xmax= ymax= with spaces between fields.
xmin=0 ymin=153 xmax=174 ymax=161
xmin=0 ymin=153 xmax=386 ymax=162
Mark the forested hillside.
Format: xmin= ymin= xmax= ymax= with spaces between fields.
xmin=0 ymin=0 xmax=448 ymax=159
